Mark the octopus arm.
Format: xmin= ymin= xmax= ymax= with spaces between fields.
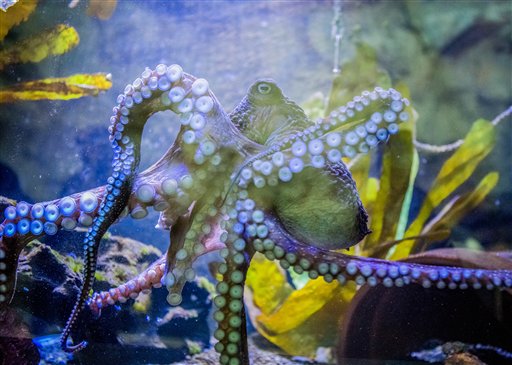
xmin=261 ymin=214 xmax=512 ymax=290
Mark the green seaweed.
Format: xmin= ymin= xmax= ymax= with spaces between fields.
xmin=416 ymin=172 xmax=499 ymax=253
xmin=364 ymin=106 xmax=416 ymax=251
xmin=390 ymin=118 xmax=495 ymax=259
xmin=246 ymin=252 xmax=356 ymax=356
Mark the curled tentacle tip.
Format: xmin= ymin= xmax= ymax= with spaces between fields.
xmin=61 ymin=339 xmax=88 ymax=353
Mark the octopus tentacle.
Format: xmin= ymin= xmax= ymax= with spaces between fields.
xmin=88 ymin=204 xmax=512 ymax=315
xmin=0 ymin=170 xmax=199 ymax=309
xmin=90 ymin=257 xmax=166 ymax=315
xmin=89 ymin=207 xmax=227 ymax=313
xmin=261 ymin=215 xmax=512 ymax=290
xmin=225 ymin=86 xmax=410 ymax=220
xmin=212 ymin=208 xmax=253 ymax=365
xmin=60 ymin=176 xmax=131 ymax=352
xmin=60 ymin=64 xmax=238 ymax=352
xmin=164 ymin=193 xmax=225 ymax=305
xmin=91 ymin=205 xmax=227 ymax=312
xmin=213 ymin=255 xmax=251 ymax=365
xmin=0 ymin=188 xmax=105 ymax=308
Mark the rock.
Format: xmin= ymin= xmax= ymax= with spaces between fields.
xmin=76 ymin=278 xmax=212 ymax=364
xmin=11 ymin=236 xmax=212 ymax=364
xmin=446 ymin=353 xmax=487 ymax=365
xmin=0 ymin=307 xmax=40 ymax=365
xmin=95 ymin=234 xmax=162 ymax=289
xmin=174 ymin=335 xmax=329 ymax=365
xmin=15 ymin=241 xmax=82 ymax=322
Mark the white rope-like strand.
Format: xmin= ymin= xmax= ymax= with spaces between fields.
xmin=414 ymin=104 xmax=512 ymax=154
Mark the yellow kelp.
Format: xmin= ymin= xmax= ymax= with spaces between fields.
xmin=390 ymin=119 xmax=496 ymax=260
xmin=0 ymin=0 xmax=37 ymax=41
xmin=245 ymin=253 xmax=356 ymax=356
xmin=0 ymin=24 xmax=79 ymax=70
xmin=0 ymin=73 xmax=112 ymax=102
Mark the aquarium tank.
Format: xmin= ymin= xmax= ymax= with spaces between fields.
xmin=0 ymin=1 xmax=511 ymax=364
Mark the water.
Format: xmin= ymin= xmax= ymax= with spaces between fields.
xmin=0 ymin=1 xmax=511 ymax=364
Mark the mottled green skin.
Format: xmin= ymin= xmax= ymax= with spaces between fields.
xmin=231 ymin=80 xmax=369 ymax=250
xmin=272 ymin=164 xmax=369 ymax=250
xmin=230 ymin=79 xmax=312 ymax=145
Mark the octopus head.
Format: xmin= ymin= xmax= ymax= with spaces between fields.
xmin=247 ymin=79 xmax=285 ymax=107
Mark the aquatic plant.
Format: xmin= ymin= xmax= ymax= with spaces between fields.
xmin=1 ymin=53 xmax=511 ymax=365
xmin=242 ymin=45 xmax=506 ymax=359
xmin=0 ymin=0 xmax=37 ymax=40
xmin=0 ymin=0 xmax=111 ymax=102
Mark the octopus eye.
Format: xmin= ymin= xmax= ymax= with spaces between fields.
xmin=257 ymin=83 xmax=272 ymax=95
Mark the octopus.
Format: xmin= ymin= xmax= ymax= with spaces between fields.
xmin=0 ymin=64 xmax=511 ymax=365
